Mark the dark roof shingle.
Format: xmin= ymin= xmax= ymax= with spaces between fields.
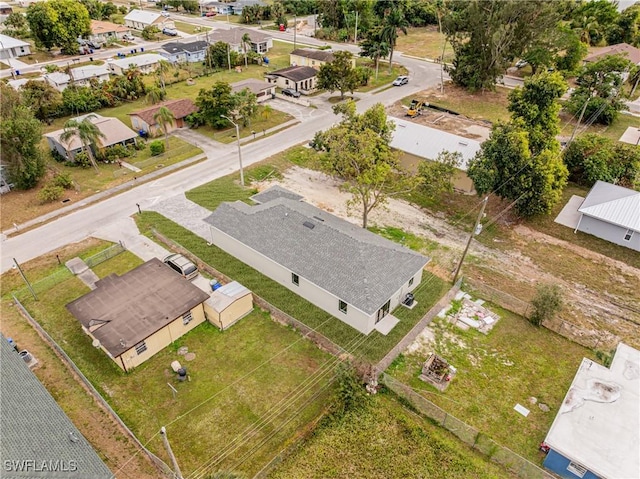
xmin=291 ymin=49 xmax=335 ymax=62
xmin=268 ymin=65 xmax=318 ymax=82
xmin=130 ymin=98 xmax=198 ymax=125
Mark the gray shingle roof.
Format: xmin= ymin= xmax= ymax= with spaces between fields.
xmin=207 ymin=27 xmax=271 ymax=45
xmin=205 ymin=194 xmax=429 ymax=315
xmin=267 ymin=65 xmax=317 ymax=82
xmin=161 ymin=40 xmax=208 ymax=54
xmin=66 ymin=258 xmax=210 ymax=358
xmin=250 ymin=185 xmax=303 ymax=204
xmin=291 ymin=49 xmax=335 ymax=62
xmin=0 ymin=335 xmax=113 ymax=479
xmin=579 ymin=181 xmax=640 ymax=232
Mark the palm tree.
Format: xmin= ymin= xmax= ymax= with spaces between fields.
xmin=153 ymin=106 xmax=175 ymax=150
xmin=260 ymin=104 xmax=273 ymax=122
xmin=380 ymin=7 xmax=409 ymax=74
xmin=360 ymin=30 xmax=390 ymax=80
xmin=60 ymin=115 xmax=105 ymax=173
xmin=156 ymin=59 xmax=172 ymax=93
xmin=146 ymin=85 xmax=165 ymax=105
xmin=241 ymin=32 xmax=251 ymax=68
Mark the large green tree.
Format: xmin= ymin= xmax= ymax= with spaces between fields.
xmin=234 ymin=88 xmax=258 ymax=127
xmin=359 ymin=27 xmax=390 ymax=80
xmin=443 ymin=0 xmax=560 ymax=91
xmin=193 ymin=82 xmax=237 ymax=128
xmin=27 ymin=0 xmax=91 ymax=54
xmin=380 ymin=6 xmax=409 ymax=73
xmin=566 ymin=54 xmax=632 ymax=125
xmin=319 ymin=101 xmax=414 ymax=228
xmin=317 ymin=50 xmax=359 ymax=99
xmin=570 ymin=0 xmax=619 ymax=46
xmin=0 ymin=85 xmax=46 ymax=190
xmin=21 ymin=80 xmax=63 ymax=122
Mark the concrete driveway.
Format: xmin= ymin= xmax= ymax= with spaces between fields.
xmin=554 ymin=195 xmax=585 ymax=229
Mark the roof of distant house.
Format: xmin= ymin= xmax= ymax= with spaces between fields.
xmin=544 ymin=342 xmax=640 ymax=479
xmin=584 ymin=42 xmax=640 ymax=65
xmin=205 ymin=187 xmax=429 ymax=315
xmin=208 ymin=27 xmax=271 ymax=45
xmin=267 ymin=65 xmax=318 ymax=82
xmin=161 ymin=40 xmax=209 ymax=55
xmin=7 ymin=77 xmax=37 ymax=90
xmin=250 ymin=184 xmax=303 ymax=204
xmin=291 ymin=49 xmax=336 ymax=63
xmin=130 ymin=98 xmax=198 ymax=125
xmin=45 ymin=64 xmax=110 ymax=86
xmin=44 ymin=115 xmax=138 ymax=151
xmin=0 ymin=33 xmax=30 ymax=49
xmin=124 ymin=9 xmax=163 ymax=24
xmin=231 ymin=78 xmax=274 ymax=95
xmin=108 ymin=53 xmax=165 ymax=70
xmin=578 ymin=180 xmax=640 ymax=232
xmin=90 ymin=19 xmax=130 ymax=35
xmin=66 ymin=258 xmax=210 ymax=358
xmin=389 ymin=117 xmax=481 ymax=170
xmin=0 ymin=334 xmax=113 ymax=479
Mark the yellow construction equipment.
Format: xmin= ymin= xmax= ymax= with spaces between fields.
xmin=407 ymin=99 xmax=426 ymax=118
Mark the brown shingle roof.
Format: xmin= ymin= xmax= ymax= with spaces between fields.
xmin=66 ymin=258 xmax=210 ymax=358
xmin=584 ymin=43 xmax=640 ymax=65
xmin=91 ymin=19 xmax=130 ymax=35
xmin=268 ymin=65 xmax=317 ymax=82
xmin=291 ymin=49 xmax=335 ymax=63
xmin=130 ymin=98 xmax=198 ymax=125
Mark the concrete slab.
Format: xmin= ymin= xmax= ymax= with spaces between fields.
xmin=78 ymin=268 xmax=100 ymax=290
xmin=374 ymin=314 xmax=400 ymax=335
xmin=554 ymin=195 xmax=585 ymax=229
xmin=619 ymin=126 xmax=640 ymax=145
xmin=65 ymin=257 xmax=88 ymax=274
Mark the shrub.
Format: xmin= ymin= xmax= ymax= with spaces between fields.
xmin=51 ymin=149 xmax=67 ymax=163
xmin=149 ymin=140 xmax=165 ymax=156
xmin=529 ymin=284 xmax=563 ymax=326
xmin=51 ymin=172 xmax=74 ymax=189
xmin=37 ymin=184 xmax=64 ymax=203
xmin=105 ymin=144 xmax=133 ymax=161
xmin=73 ymin=151 xmax=92 ymax=168
xmin=330 ymin=363 xmax=369 ymax=419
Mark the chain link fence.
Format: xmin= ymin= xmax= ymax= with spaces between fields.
xmin=382 ymin=374 xmax=556 ymax=479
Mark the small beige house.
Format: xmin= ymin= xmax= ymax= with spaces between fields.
xmin=89 ymin=20 xmax=132 ymax=44
xmin=265 ymin=65 xmax=318 ymax=95
xmin=66 ymin=258 xmax=210 ymax=371
xmin=204 ymin=281 xmax=253 ymax=330
xmin=107 ymin=53 xmax=166 ymax=75
xmin=290 ymin=49 xmax=355 ymax=69
xmin=207 ymin=27 xmax=273 ymax=54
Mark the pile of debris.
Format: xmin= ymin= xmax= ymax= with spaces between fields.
xmin=439 ymin=292 xmax=500 ymax=334
xmin=419 ymin=353 xmax=456 ymax=391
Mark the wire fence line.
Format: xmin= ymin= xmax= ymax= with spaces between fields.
xmin=12 ymin=295 xmax=175 ymax=479
xmin=382 ymin=374 xmax=557 ymax=479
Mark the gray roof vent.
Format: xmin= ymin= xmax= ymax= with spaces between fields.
xmin=303 ymin=221 xmax=315 ymax=230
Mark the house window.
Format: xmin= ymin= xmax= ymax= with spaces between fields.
xmin=566 ymin=462 xmax=587 ymax=478
xmin=134 ymin=341 xmax=147 ymax=355
xmin=183 ymin=311 xmax=193 ymax=325
xmin=409 ymin=277 xmax=414 ymax=286
xmin=339 ymin=300 xmax=347 ymax=314
xmin=292 ymin=273 xmax=299 ymax=286
xmin=285 ymin=79 xmax=289 ymax=86
xmin=624 ymin=229 xmax=634 ymax=241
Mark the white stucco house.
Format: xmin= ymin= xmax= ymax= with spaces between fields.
xmin=44 ymin=64 xmax=111 ymax=91
xmin=205 ymin=186 xmax=430 ymax=335
xmin=265 ymin=65 xmax=318 ymax=94
xmin=159 ymin=40 xmax=209 ymax=63
xmin=207 ymin=27 xmax=273 ymax=54
xmin=107 ymin=53 xmax=165 ymax=75
xmin=0 ymin=33 xmax=31 ymax=60
xmin=124 ymin=9 xmax=174 ymax=31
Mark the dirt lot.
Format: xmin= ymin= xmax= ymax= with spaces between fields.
xmin=257 ymin=167 xmax=640 ymax=351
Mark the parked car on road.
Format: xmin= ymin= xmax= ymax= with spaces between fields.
xmin=282 ymin=88 xmax=301 ymax=98
xmin=163 ymin=254 xmax=198 ymax=280
xmin=163 ymin=27 xmax=178 ymax=36
xmin=205 ymin=11 xmax=216 ymax=17
xmin=392 ymin=75 xmax=409 ymax=86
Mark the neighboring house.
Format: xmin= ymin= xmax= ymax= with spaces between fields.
xmin=204 ymin=186 xmax=430 ymax=335
xmin=542 ymin=342 xmax=639 ymax=479
xmin=159 ymin=40 xmax=209 ymax=63
xmin=204 ymin=281 xmax=253 ymax=330
xmin=0 ymin=164 xmax=13 ymax=194
xmin=89 ymin=19 xmax=132 ymax=44
xmin=0 ymin=1 xmax=13 ymax=14
xmin=290 ymin=49 xmax=356 ymax=69
xmin=44 ymin=64 xmax=111 ymax=92
xmin=574 ymin=181 xmax=640 ymax=252
xmin=129 ymin=98 xmax=198 ymax=136
xmin=584 ymin=42 xmax=640 ymax=66
xmin=207 ymin=27 xmax=273 ymax=54
xmin=201 ymin=1 xmax=234 ymax=15
xmin=124 ymin=9 xmax=174 ymax=31
xmin=44 ymin=114 xmax=138 ymax=161
xmin=389 ymin=117 xmax=482 ymax=193
xmin=17 ymin=0 xmax=42 ymax=6
xmin=7 ymin=77 xmax=36 ymax=90
xmin=265 ymin=65 xmax=318 ymax=94
xmin=66 ymin=258 xmax=210 ymax=372
xmin=0 ymin=335 xmax=114 ymax=479
xmin=231 ymin=0 xmax=265 ymax=15
xmin=231 ymin=78 xmax=275 ymax=102
xmin=107 ymin=53 xmax=166 ymax=75
xmin=0 ymin=33 xmax=31 ymax=60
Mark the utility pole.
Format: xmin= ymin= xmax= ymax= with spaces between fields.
xmin=568 ymin=94 xmax=591 ymax=145
xmin=293 ymin=12 xmax=297 ymax=50
xmin=453 ymin=197 xmax=488 ymax=284
xmin=354 ymin=9 xmax=358 ymax=43
xmin=227 ymin=43 xmax=231 ymax=71
xmin=14 ymin=258 xmax=38 ymax=301
xmin=437 ymin=0 xmax=447 ymax=94
xmin=221 ymin=115 xmax=245 ymax=186
xmin=160 ymin=427 xmax=183 ymax=479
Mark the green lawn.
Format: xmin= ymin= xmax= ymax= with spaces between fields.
xmin=193 ymin=106 xmax=295 ymax=143
xmin=394 ymin=26 xmax=455 ymax=63
xmin=387 ymin=303 xmax=595 ymax=464
xmin=11 ymin=250 xmax=334 ymax=477
xmin=356 ymin=61 xmax=408 ymax=92
xmin=268 ymin=392 xmax=513 ymax=479
xmin=174 ymin=20 xmax=210 ymax=35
